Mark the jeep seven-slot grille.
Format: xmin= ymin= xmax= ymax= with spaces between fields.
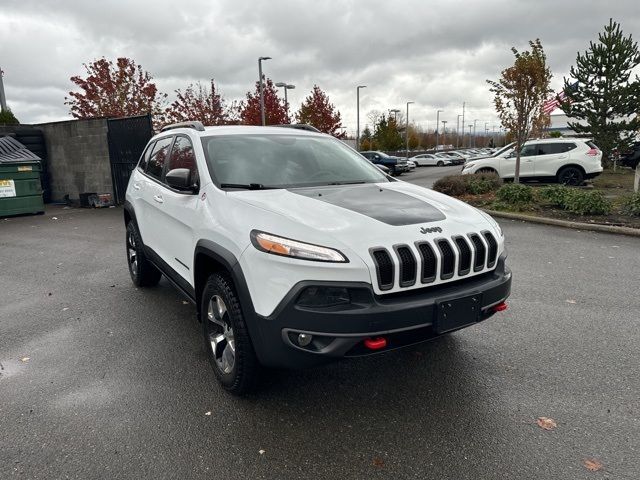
xmin=371 ymin=249 xmax=394 ymax=290
xmin=453 ymin=236 xmax=472 ymax=276
xmin=395 ymin=246 xmax=417 ymax=287
xmin=483 ymin=231 xmax=498 ymax=268
xmin=370 ymin=231 xmax=499 ymax=291
xmin=469 ymin=234 xmax=486 ymax=272
xmin=416 ymin=242 xmax=437 ymax=283
xmin=436 ymin=239 xmax=455 ymax=279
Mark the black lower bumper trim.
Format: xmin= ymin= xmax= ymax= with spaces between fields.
xmin=247 ymin=256 xmax=512 ymax=369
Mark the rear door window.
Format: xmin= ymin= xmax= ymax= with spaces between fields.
xmin=521 ymin=144 xmax=538 ymax=157
xmin=146 ymin=136 xmax=174 ymax=180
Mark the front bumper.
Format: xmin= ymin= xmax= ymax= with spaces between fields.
xmin=248 ymin=255 xmax=512 ymax=369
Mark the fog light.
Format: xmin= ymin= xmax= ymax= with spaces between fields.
xmin=297 ymin=333 xmax=313 ymax=347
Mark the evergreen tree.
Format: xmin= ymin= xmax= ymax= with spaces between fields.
xmin=0 ymin=108 xmax=19 ymax=125
xmin=374 ymin=115 xmax=403 ymax=150
xmin=562 ymin=19 xmax=640 ymax=163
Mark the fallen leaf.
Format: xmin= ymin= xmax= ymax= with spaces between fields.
xmin=259 ymin=449 xmax=265 ymax=455
xmin=204 ymin=411 xmax=211 ymax=416
xmin=372 ymin=457 xmax=385 ymax=468
xmin=583 ymin=459 xmax=603 ymax=472
xmin=566 ymin=299 xmax=577 ymax=304
xmin=182 ymin=300 xmax=188 ymax=305
xmin=52 ymin=217 xmax=58 ymax=220
xmin=20 ymin=357 xmax=30 ymax=363
xmin=536 ymin=417 xmax=557 ymax=430
xmin=62 ymin=307 xmax=69 ymax=311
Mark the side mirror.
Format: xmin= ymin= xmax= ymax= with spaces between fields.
xmin=166 ymin=168 xmax=198 ymax=193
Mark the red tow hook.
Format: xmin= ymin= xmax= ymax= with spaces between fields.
xmin=493 ymin=302 xmax=508 ymax=312
xmin=364 ymin=337 xmax=387 ymax=350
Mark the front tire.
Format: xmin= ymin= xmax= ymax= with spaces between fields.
xmin=436 ymin=161 xmax=444 ymax=167
xmin=201 ymin=273 xmax=259 ymax=395
xmin=126 ymin=222 xmax=162 ymax=287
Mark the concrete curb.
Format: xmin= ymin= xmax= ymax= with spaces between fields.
xmin=482 ymin=209 xmax=640 ymax=238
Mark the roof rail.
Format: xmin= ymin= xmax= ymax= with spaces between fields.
xmin=161 ymin=121 xmax=205 ymax=132
xmin=273 ymin=124 xmax=321 ymax=133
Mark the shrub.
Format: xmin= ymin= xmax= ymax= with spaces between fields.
xmin=432 ymin=175 xmax=468 ymax=196
xmin=496 ymin=183 xmax=534 ymax=204
xmin=466 ymin=172 xmax=503 ymax=195
xmin=563 ymin=190 xmax=612 ymax=215
xmin=432 ymin=173 xmax=502 ymax=196
xmin=620 ymin=192 xmax=640 ymax=216
xmin=0 ymin=108 xmax=19 ymax=125
xmin=537 ymin=185 xmax=571 ymax=206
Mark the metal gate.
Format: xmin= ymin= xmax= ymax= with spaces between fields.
xmin=107 ymin=114 xmax=153 ymax=204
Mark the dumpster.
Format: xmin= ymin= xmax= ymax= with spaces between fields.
xmin=0 ymin=136 xmax=45 ymax=217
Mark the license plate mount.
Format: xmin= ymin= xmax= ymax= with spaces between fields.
xmin=435 ymin=294 xmax=482 ymax=334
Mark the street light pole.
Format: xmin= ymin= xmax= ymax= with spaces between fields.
xmin=473 ymin=119 xmax=478 ymax=147
xmin=435 ymin=109 xmax=443 ymax=150
xmin=258 ymin=56 xmax=271 ymax=126
xmin=441 ymin=120 xmax=448 ymax=148
xmin=456 ymin=114 xmax=462 ymax=148
xmin=468 ymin=124 xmax=473 ymax=141
xmin=406 ymin=101 xmax=414 ymax=160
xmin=461 ymin=102 xmax=465 ymax=147
xmin=0 ymin=67 xmax=7 ymax=112
xmin=275 ymin=82 xmax=295 ymax=119
xmin=356 ymin=85 xmax=367 ymax=151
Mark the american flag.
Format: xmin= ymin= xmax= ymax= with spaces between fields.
xmin=543 ymin=81 xmax=578 ymax=114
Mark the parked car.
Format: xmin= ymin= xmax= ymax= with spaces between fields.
xmin=461 ymin=138 xmax=603 ymax=185
xmin=435 ymin=152 xmax=465 ymax=165
xmin=407 ymin=160 xmax=416 ymax=170
xmin=360 ymin=151 xmax=410 ymax=175
xmin=375 ymin=164 xmax=391 ymax=174
xmin=410 ymin=153 xmax=452 ymax=167
xmin=124 ymin=121 xmax=511 ymax=394
xmin=618 ymin=142 xmax=640 ymax=169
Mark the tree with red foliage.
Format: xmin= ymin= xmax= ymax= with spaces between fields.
xmin=65 ymin=57 xmax=167 ymax=121
xmin=161 ymin=79 xmax=229 ymax=127
xmin=295 ymin=85 xmax=345 ymax=138
xmin=237 ymin=77 xmax=289 ymax=125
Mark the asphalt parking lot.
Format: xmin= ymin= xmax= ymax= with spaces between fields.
xmin=1 ymin=201 xmax=639 ymax=479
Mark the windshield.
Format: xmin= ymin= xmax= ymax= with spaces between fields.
xmin=201 ymin=134 xmax=388 ymax=189
xmin=492 ymin=143 xmax=515 ymax=157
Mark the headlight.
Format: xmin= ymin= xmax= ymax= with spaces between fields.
xmin=477 ymin=209 xmax=503 ymax=237
xmin=463 ymin=162 xmax=476 ymax=169
xmin=250 ymin=231 xmax=348 ymax=263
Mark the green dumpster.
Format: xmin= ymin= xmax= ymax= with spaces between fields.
xmin=0 ymin=137 xmax=45 ymax=217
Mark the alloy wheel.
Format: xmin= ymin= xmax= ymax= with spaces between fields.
xmin=127 ymin=231 xmax=137 ymax=276
xmin=207 ymin=295 xmax=236 ymax=374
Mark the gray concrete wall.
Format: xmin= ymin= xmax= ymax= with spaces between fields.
xmin=36 ymin=118 xmax=112 ymax=202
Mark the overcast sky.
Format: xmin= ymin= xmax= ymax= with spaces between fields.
xmin=1 ymin=0 xmax=639 ymax=136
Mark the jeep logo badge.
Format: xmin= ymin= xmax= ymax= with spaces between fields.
xmin=420 ymin=226 xmax=442 ymax=234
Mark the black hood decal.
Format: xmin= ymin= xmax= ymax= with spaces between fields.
xmin=291 ymin=184 xmax=446 ymax=226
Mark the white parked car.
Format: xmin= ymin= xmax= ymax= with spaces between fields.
xmin=461 ymin=138 xmax=603 ymax=185
xmin=410 ymin=153 xmax=452 ymax=167
xmin=124 ymin=122 xmax=511 ymax=394
xmin=407 ymin=159 xmax=416 ymax=170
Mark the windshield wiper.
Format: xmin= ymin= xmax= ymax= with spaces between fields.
xmin=220 ymin=183 xmax=274 ymax=190
xmin=326 ymin=181 xmax=368 ymax=186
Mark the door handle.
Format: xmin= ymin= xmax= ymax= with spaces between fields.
xmin=153 ymin=194 xmax=164 ymax=204
xmin=133 ymin=183 xmax=141 ymax=190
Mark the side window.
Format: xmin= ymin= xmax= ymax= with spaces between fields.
xmin=138 ymin=141 xmax=155 ymax=171
xmin=563 ymin=143 xmax=577 ymax=152
xmin=521 ymin=144 xmax=537 ymax=157
xmin=146 ymin=136 xmax=173 ymax=180
xmin=167 ymin=136 xmax=198 ymax=183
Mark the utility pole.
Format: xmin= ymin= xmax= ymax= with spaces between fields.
xmin=461 ymin=102 xmax=465 ymax=147
xmin=473 ymin=119 xmax=478 ymax=147
xmin=435 ymin=109 xmax=443 ymax=150
xmin=456 ymin=114 xmax=462 ymax=148
xmin=441 ymin=120 xmax=448 ymax=148
xmin=0 ymin=67 xmax=7 ymax=112
xmin=258 ymin=56 xmax=271 ymax=126
xmin=356 ymin=85 xmax=366 ymax=151
xmin=406 ymin=101 xmax=414 ymax=160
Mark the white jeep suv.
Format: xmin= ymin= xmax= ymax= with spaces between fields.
xmin=461 ymin=138 xmax=603 ymax=185
xmin=124 ymin=122 xmax=512 ymax=394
